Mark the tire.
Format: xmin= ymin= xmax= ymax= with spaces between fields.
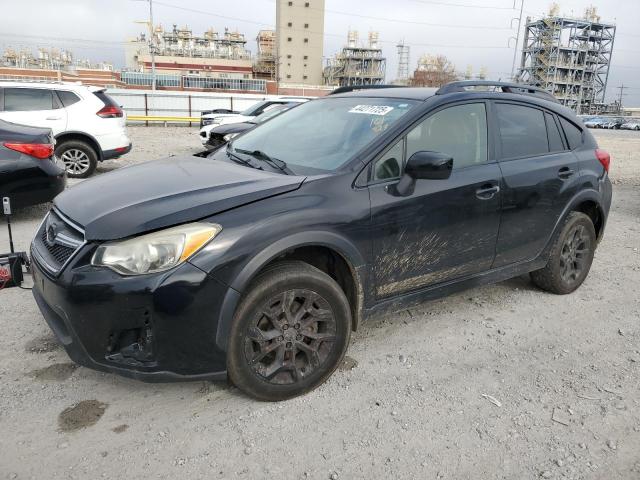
xmin=228 ymin=261 xmax=352 ymax=401
xmin=55 ymin=140 xmax=98 ymax=178
xmin=530 ymin=212 xmax=597 ymax=295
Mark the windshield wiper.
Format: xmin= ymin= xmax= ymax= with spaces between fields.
xmin=235 ymin=148 xmax=293 ymax=175
xmin=226 ymin=145 xmax=263 ymax=170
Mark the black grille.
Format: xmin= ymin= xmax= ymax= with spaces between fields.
xmin=40 ymin=228 xmax=75 ymax=264
xmin=207 ymin=133 xmax=226 ymax=149
xmin=31 ymin=210 xmax=84 ymax=275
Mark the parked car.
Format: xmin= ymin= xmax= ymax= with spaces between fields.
xmin=620 ymin=120 xmax=640 ymax=130
xmin=199 ymin=97 xmax=309 ymax=130
xmin=601 ymin=117 xmax=626 ymax=129
xmin=200 ymin=103 xmax=299 ymax=150
xmin=0 ymin=119 xmax=65 ymax=208
xmin=583 ymin=117 xmax=606 ymax=128
xmin=0 ymin=81 xmax=131 ymax=178
xmin=31 ymin=81 xmax=612 ymax=401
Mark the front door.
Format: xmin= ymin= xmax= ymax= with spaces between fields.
xmin=369 ymin=101 xmax=502 ymax=299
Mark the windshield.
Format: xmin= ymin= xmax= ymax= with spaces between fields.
xmin=231 ymin=97 xmax=418 ymax=172
xmin=252 ymin=104 xmax=293 ymax=124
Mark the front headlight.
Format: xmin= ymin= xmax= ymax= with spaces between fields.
xmin=223 ymin=133 xmax=239 ymax=142
xmin=91 ymin=222 xmax=222 ymax=275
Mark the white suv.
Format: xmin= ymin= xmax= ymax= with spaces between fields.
xmin=0 ymin=81 xmax=131 ymax=178
xmin=198 ymin=97 xmax=310 ymax=145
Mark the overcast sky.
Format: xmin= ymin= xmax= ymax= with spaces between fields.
xmin=1 ymin=0 xmax=638 ymax=104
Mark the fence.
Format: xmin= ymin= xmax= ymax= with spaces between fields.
xmin=106 ymin=88 xmax=279 ymax=125
xmin=119 ymin=72 xmax=267 ymax=93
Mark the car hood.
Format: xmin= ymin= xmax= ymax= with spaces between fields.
xmin=54 ymin=155 xmax=305 ymax=241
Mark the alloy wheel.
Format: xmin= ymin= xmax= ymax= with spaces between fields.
xmin=61 ymin=149 xmax=91 ymax=175
xmin=559 ymin=224 xmax=590 ymax=283
xmin=244 ymin=289 xmax=337 ymax=385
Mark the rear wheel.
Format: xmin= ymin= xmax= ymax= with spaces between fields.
xmin=530 ymin=212 xmax=596 ymax=294
xmin=228 ymin=261 xmax=351 ymax=401
xmin=56 ymin=140 xmax=97 ymax=178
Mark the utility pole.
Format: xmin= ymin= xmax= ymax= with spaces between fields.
xmin=148 ymin=0 xmax=156 ymax=92
xmin=510 ymin=0 xmax=525 ymax=81
xmin=616 ymin=84 xmax=628 ymax=113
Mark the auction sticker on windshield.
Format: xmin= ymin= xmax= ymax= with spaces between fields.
xmin=349 ymin=105 xmax=394 ymax=116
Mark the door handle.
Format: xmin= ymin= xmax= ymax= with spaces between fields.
xmin=558 ymin=167 xmax=574 ymax=179
xmin=46 ymin=116 xmax=61 ymax=120
xmin=476 ymin=185 xmax=500 ymax=200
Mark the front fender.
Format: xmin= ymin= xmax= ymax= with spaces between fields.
xmin=204 ymin=230 xmax=367 ymax=353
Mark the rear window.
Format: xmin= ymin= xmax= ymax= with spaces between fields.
xmin=93 ymin=90 xmax=119 ymax=107
xmin=56 ymin=90 xmax=81 ymax=107
xmin=545 ymin=113 xmax=565 ymax=152
xmin=559 ymin=117 xmax=583 ymax=150
xmin=4 ymin=88 xmax=54 ymax=111
xmin=496 ymin=103 xmax=548 ymax=158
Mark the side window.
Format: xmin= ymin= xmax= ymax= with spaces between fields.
xmin=56 ymin=90 xmax=81 ymax=107
xmin=406 ymin=103 xmax=487 ymax=170
xmin=559 ymin=117 xmax=583 ymax=150
xmin=496 ymin=103 xmax=548 ymax=158
xmin=4 ymin=88 xmax=54 ymax=112
xmin=545 ymin=112 xmax=565 ymax=152
xmin=373 ymin=139 xmax=404 ymax=181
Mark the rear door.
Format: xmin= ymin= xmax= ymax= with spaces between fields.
xmin=0 ymin=87 xmax=67 ymax=135
xmin=492 ymin=101 xmax=579 ymax=267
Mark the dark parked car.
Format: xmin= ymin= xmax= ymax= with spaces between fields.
xmin=30 ymin=81 xmax=612 ymax=401
xmin=0 ymin=119 xmax=65 ymax=208
xmin=200 ymin=103 xmax=298 ymax=150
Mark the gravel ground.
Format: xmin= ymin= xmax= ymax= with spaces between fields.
xmin=0 ymin=127 xmax=639 ymax=479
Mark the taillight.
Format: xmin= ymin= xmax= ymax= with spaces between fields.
xmin=3 ymin=142 xmax=54 ymax=159
xmin=97 ymin=105 xmax=123 ymax=118
xmin=595 ymin=149 xmax=610 ymax=172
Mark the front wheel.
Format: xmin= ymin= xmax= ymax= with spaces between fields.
xmin=530 ymin=212 xmax=597 ymax=294
xmin=228 ymin=261 xmax=351 ymax=401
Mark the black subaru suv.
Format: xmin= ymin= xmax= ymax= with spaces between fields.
xmin=30 ymin=81 xmax=612 ymax=401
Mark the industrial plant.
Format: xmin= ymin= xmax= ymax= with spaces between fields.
xmin=0 ymin=1 xmax=627 ymax=108
xmin=518 ymin=5 xmax=616 ymax=114
xmin=323 ymin=31 xmax=387 ymax=87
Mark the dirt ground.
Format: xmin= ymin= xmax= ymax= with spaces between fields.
xmin=0 ymin=127 xmax=639 ymax=479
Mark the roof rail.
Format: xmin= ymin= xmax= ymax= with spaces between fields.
xmin=436 ymin=81 xmax=559 ymax=103
xmin=0 ymin=77 xmax=72 ymax=86
xmin=328 ymin=84 xmax=406 ymax=95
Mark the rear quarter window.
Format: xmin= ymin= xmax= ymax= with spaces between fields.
xmin=559 ymin=117 xmax=583 ymax=150
xmin=56 ymin=90 xmax=81 ymax=107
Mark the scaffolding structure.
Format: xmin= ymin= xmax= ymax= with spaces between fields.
xmin=253 ymin=30 xmax=276 ymax=80
xmin=518 ymin=7 xmax=616 ymax=114
xmin=396 ymin=41 xmax=410 ymax=84
xmin=323 ymin=31 xmax=386 ymax=87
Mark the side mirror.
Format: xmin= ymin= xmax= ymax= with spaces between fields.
xmin=405 ymin=151 xmax=453 ymax=180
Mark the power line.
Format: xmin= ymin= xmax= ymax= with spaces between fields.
xmin=409 ymin=0 xmax=515 ymax=9
xmin=151 ymin=1 xmax=512 ymax=50
xmin=261 ymin=0 xmax=514 ymax=30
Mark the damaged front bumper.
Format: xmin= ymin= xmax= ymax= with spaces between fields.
xmin=30 ymin=253 xmax=232 ymax=383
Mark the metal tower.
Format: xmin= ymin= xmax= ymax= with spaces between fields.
xmin=396 ymin=41 xmax=410 ymax=84
xmin=518 ymin=8 xmax=616 ymax=114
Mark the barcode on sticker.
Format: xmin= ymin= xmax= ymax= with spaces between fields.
xmin=349 ymin=105 xmax=394 ymax=116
